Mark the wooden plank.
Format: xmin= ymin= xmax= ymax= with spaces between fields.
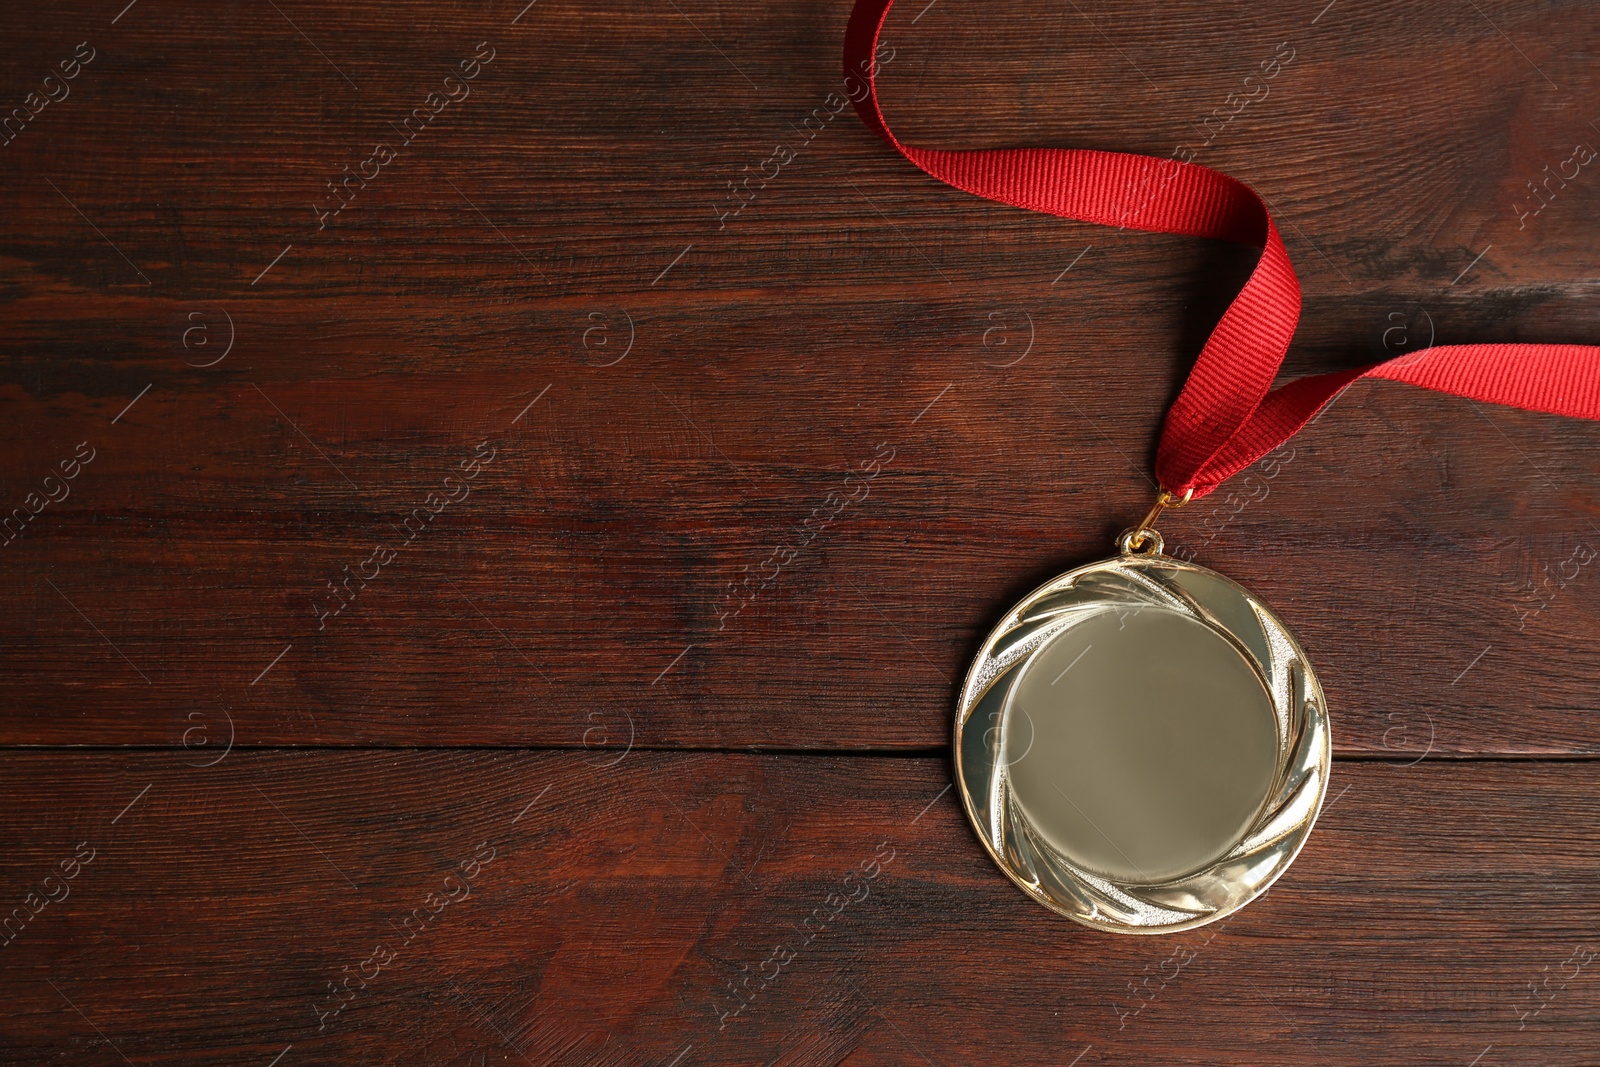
xmin=1 ymin=0 xmax=1597 ymax=751
xmin=0 ymin=752 xmax=1597 ymax=1064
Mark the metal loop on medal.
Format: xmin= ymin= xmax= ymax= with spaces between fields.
xmin=1118 ymin=527 xmax=1164 ymax=556
xmin=1117 ymin=487 xmax=1191 ymax=557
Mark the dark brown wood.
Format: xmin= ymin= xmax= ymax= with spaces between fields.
xmin=0 ymin=0 xmax=1597 ymax=752
xmin=3 ymin=0 xmax=1599 ymax=1061
xmin=2 ymin=752 xmax=1600 ymax=1065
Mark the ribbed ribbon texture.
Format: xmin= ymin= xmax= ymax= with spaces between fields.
xmin=845 ymin=0 xmax=1600 ymax=498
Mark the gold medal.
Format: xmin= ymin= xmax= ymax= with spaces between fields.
xmin=844 ymin=0 xmax=1600 ymax=934
xmin=954 ymin=494 xmax=1330 ymax=933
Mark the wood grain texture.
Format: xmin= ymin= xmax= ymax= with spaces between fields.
xmin=2 ymin=0 xmax=1599 ymax=1061
xmin=2 ymin=752 xmax=1599 ymax=1065
xmin=1 ymin=0 xmax=1598 ymax=751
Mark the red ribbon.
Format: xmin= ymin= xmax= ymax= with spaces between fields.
xmin=844 ymin=0 xmax=1600 ymax=498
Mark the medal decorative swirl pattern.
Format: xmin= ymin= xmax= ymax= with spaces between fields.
xmin=954 ymin=553 xmax=1330 ymax=933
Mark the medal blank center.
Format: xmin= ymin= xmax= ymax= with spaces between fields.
xmin=1005 ymin=607 xmax=1278 ymax=884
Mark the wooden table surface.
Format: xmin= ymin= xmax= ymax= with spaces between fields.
xmin=3 ymin=0 xmax=1598 ymax=1063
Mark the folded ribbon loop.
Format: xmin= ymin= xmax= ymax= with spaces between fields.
xmin=844 ymin=0 xmax=1600 ymax=497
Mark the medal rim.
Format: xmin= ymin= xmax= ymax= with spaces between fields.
xmin=953 ymin=550 xmax=1331 ymax=935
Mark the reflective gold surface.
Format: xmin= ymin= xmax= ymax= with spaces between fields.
xmin=955 ymin=549 xmax=1330 ymax=934
xmin=1005 ymin=608 xmax=1280 ymax=883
